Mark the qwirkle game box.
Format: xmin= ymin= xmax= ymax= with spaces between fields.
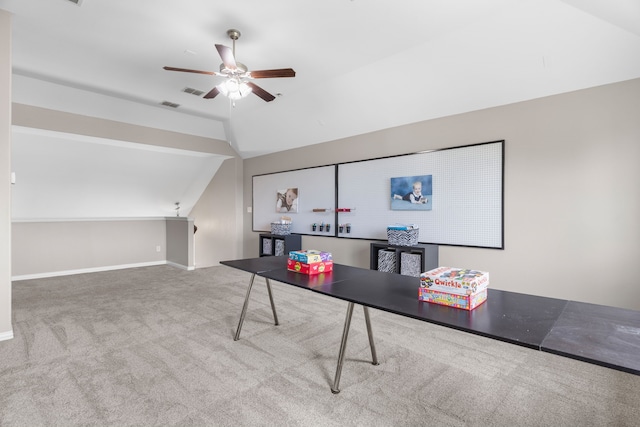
xmin=419 ymin=267 xmax=489 ymax=310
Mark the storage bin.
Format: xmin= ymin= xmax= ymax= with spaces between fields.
xmin=387 ymin=227 xmax=418 ymax=246
xmin=400 ymin=252 xmax=422 ymax=277
xmin=377 ymin=249 xmax=397 ymax=273
xmin=271 ymin=222 xmax=292 ymax=235
xmin=262 ymin=239 xmax=273 ymax=256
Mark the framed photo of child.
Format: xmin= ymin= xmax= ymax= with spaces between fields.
xmin=390 ymin=175 xmax=432 ymax=211
xmin=276 ymin=188 xmax=299 ymax=213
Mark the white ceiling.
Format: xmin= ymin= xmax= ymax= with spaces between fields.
xmin=4 ymin=0 xmax=640 ymax=219
xmin=2 ymin=0 xmax=640 ymax=159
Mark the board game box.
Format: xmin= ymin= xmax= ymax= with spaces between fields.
xmin=418 ymin=287 xmax=488 ymax=310
xmin=419 ymin=267 xmax=489 ymax=296
xmin=288 ymin=250 xmax=332 ymax=263
xmin=287 ymin=258 xmax=334 ymax=275
xmin=419 ymin=267 xmax=489 ymax=310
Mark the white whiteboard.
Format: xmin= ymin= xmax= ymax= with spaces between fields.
xmin=252 ymin=141 xmax=503 ymax=248
xmin=253 ymin=165 xmax=336 ymax=235
xmin=337 ymin=141 xmax=503 ymax=248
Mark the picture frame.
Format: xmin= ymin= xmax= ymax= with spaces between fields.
xmin=390 ymin=175 xmax=432 ymax=211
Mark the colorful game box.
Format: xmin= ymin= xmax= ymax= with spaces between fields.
xmin=287 ymin=258 xmax=334 ymax=275
xmin=288 ymin=250 xmax=332 ymax=264
xmin=419 ymin=267 xmax=489 ymax=296
xmin=418 ymin=287 xmax=487 ymax=310
xmin=419 ymin=267 xmax=489 ymax=310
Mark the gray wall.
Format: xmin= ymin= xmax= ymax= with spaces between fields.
xmin=243 ymin=78 xmax=640 ymax=311
xmin=11 ymin=104 xmax=237 ymax=157
xmin=0 ymin=10 xmax=12 ymax=339
xmin=11 ymin=219 xmax=167 ymax=278
xmin=189 ymin=157 xmax=243 ymax=268
xmin=165 ymin=217 xmax=194 ymax=270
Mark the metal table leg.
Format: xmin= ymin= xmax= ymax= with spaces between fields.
xmin=331 ymin=302 xmax=355 ymax=394
xmin=331 ymin=304 xmax=381 ymax=393
xmin=234 ymin=274 xmax=280 ymax=341
xmin=363 ymin=306 xmax=379 ymax=365
xmin=265 ymin=278 xmax=279 ymax=326
xmin=234 ymin=273 xmax=256 ymax=341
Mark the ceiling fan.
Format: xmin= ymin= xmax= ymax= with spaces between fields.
xmin=164 ymin=29 xmax=295 ymax=103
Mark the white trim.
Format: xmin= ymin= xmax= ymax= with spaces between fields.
xmin=166 ymin=261 xmax=195 ymax=271
xmin=0 ymin=330 xmax=14 ymax=342
xmin=12 ymin=217 xmax=168 ymax=223
xmin=11 ymin=261 xmax=167 ymax=281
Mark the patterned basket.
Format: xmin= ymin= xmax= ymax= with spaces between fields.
xmin=377 ymin=249 xmax=397 ymax=273
xmin=262 ymin=239 xmax=273 ymax=255
xmin=387 ymin=228 xmax=419 ymax=246
xmin=400 ymin=252 xmax=422 ymax=277
xmin=271 ymin=222 xmax=292 ymax=236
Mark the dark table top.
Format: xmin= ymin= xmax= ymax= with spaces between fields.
xmin=221 ymin=256 xmax=640 ymax=375
xmin=541 ymin=301 xmax=640 ymax=375
xmin=264 ymin=264 xmax=567 ymax=349
xmin=221 ymin=256 xmax=289 ymax=274
xmin=260 ymin=263 xmax=373 ymax=290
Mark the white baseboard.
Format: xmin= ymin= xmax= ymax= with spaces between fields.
xmin=0 ymin=330 xmax=14 ymax=342
xmin=166 ymin=261 xmax=195 ymax=271
xmin=11 ymin=261 xmax=168 ymax=281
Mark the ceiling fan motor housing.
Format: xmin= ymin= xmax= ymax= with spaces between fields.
xmin=220 ymin=62 xmax=248 ymax=75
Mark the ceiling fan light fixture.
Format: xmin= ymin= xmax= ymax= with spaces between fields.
xmin=219 ymin=78 xmax=252 ymax=100
xmin=226 ymin=78 xmax=239 ymax=93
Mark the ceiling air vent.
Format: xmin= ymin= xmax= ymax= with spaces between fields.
xmin=183 ymin=87 xmax=205 ymax=97
xmin=160 ymin=101 xmax=180 ymax=108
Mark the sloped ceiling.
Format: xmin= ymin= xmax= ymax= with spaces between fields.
xmin=2 ymin=0 xmax=640 ymax=157
xmin=11 ymin=127 xmax=230 ymax=220
xmin=2 ymin=0 xmax=640 ymax=218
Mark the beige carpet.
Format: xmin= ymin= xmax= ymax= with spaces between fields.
xmin=1 ymin=264 xmax=639 ymax=426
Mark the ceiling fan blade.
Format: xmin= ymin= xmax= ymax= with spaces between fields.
xmin=203 ymin=87 xmax=220 ymax=99
xmin=246 ymin=82 xmax=276 ymax=102
xmin=215 ymin=44 xmax=237 ymax=70
xmin=163 ymin=66 xmax=216 ymax=75
xmin=250 ymin=68 xmax=296 ymax=79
